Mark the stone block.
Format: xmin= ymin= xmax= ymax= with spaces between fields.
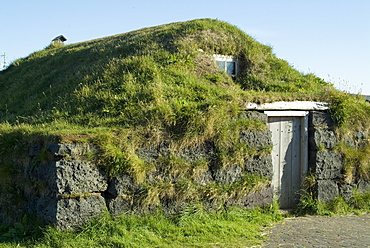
xmin=37 ymin=195 xmax=107 ymax=229
xmin=244 ymin=154 xmax=273 ymax=178
xmin=107 ymin=195 xmax=133 ymax=216
xmin=315 ymin=180 xmax=339 ymax=202
xmin=309 ymin=111 xmax=334 ymax=129
xmin=354 ymin=131 xmax=368 ymax=149
xmin=29 ymin=143 xmax=42 ymax=157
xmin=177 ymin=141 xmax=215 ymax=162
xmin=308 ymin=150 xmax=317 ymax=169
xmin=357 ymin=179 xmax=370 ymax=193
xmin=310 ymin=129 xmax=337 ymax=150
xmin=213 ymin=165 xmax=242 ymax=185
xmin=30 ymin=196 xmax=57 ymax=225
xmin=241 ymin=186 xmax=273 ymax=208
xmin=34 ymin=160 xmax=108 ymax=194
xmin=242 ymin=111 xmax=268 ymax=123
xmin=355 ymin=131 xmax=367 ymax=141
xmin=339 ymin=184 xmax=353 ymax=202
xmin=314 ymin=151 xmax=343 ymax=179
xmin=107 ymin=173 xmax=140 ymax=196
xmin=344 ymin=137 xmax=355 ymax=148
xmin=135 ymin=147 xmax=159 ymax=161
xmin=240 ymin=129 xmax=272 ymax=148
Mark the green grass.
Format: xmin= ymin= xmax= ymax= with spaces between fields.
xmin=0 ymin=205 xmax=283 ymax=248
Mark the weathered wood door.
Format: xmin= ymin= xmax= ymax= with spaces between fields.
xmin=268 ymin=116 xmax=304 ymax=208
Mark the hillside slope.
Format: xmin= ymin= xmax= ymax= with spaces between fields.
xmin=0 ymin=18 xmax=330 ymax=127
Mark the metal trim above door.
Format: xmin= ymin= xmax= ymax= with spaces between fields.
xmin=264 ymin=111 xmax=309 ymax=117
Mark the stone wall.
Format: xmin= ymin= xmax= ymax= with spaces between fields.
xmin=27 ymin=143 xmax=108 ymax=229
xmin=0 ymin=112 xmax=274 ymax=229
xmin=308 ymin=111 xmax=370 ymax=202
xmin=3 ymin=110 xmax=368 ymax=229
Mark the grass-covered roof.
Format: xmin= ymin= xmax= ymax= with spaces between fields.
xmin=0 ymin=18 xmax=333 ymax=127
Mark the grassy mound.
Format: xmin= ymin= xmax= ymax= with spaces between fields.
xmin=0 ymin=18 xmax=330 ymax=128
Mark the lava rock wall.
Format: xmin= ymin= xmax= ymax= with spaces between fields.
xmin=309 ymin=111 xmax=370 ymax=202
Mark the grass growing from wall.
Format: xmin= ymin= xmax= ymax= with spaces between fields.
xmin=0 ymin=204 xmax=283 ymax=248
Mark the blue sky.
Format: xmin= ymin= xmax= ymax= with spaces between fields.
xmin=1 ymin=0 xmax=369 ymax=94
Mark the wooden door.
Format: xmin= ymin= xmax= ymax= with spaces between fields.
xmin=268 ymin=117 xmax=302 ymax=209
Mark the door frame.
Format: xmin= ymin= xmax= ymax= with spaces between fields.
xmin=265 ymin=111 xmax=309 ymax=207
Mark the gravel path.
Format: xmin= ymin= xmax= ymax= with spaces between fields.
xmin=262 ymin=213 xmax=370 ymax=247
